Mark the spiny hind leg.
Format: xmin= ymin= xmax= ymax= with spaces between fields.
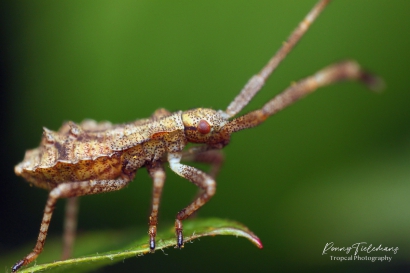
xmin=146 ymin=162 xmax=166 ymax=252
xmin=168 ymin=152 xmax=216 ymax=248
xmin=61 ymin=197 xmax=79 ymax=260
xmin=12 ymin=176 xmax=132 ymax=272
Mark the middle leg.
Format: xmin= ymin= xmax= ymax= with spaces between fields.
xmin=146 ymin=162 xmax=166 ymax=252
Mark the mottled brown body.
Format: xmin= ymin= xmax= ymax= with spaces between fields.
xmin=12 ymin=0 xmax=383 ymax=271
xmin=15 ymin=112 xmax=185 ymax=190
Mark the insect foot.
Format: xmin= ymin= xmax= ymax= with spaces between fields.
xmin=175 ymin=219 xmax=184 ymax=248
xmin=12 ymin=0 xmax=383 ymax=271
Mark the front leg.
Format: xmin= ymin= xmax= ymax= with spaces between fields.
xmin=12 ymin=176 xmax=132 ymax=272
xmin=182 ymin=146 xmax=224 ymax=179
xmin=168 ymin=152 xmax=216 ymax=248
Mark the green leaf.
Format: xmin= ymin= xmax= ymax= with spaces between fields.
xmin=8 ymin=218 xmax=262 ymax=273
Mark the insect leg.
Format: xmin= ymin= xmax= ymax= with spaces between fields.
xmin=12 ymin=176 xmax=131 ymax=272
xmin=61 ymin=197 xmax=79 ymax=260
xmin=168 ymin=152 xmax=216 ymax=248
xmin=226 ymin=0 xmax=331 ymax=117
xmin=146 ymin=162 xmax=166 ymax=252
xmin=182 ymin=146 xmax=224 ymax=179
xmin=224 ymin=61 xmax=384 ymax=133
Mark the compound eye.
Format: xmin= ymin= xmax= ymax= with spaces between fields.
xmin=197 ymin=119 xmax=211 ymax=134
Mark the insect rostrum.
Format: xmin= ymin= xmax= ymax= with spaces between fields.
xmin=12 ymin=0 xmax=383 ymax=271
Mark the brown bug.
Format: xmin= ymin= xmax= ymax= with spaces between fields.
xmin=12 ymin=0 xmax=383 ymax=271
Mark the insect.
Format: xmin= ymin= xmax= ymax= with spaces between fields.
xmin=12 ymin=0 xmax=383 ymax=271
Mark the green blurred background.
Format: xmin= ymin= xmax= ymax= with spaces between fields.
xmin=1 ymin=0 xmax=410 ymax=272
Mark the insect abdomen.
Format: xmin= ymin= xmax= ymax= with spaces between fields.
xmin=15 ymin=154 xmax=123 ymax=190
